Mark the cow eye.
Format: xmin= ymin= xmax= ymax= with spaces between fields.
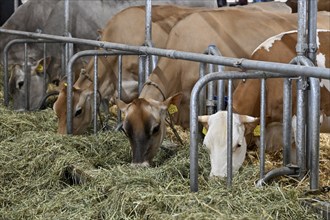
xmin=152 ymin=124 xmax=160 ymax=135
xmin=237 ymin=144 xmax=241 ymax=148
xmin=74 ymin=108 xmax=82 ymax=117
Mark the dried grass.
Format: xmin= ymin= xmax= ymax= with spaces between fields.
xmin=0 ymin=67 xmax=328 ymax=219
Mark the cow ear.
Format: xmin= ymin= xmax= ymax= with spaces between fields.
xmin=239 ymin=115 xmax=259 ymax=135
xmin=161 ymin=92 xmax=183 ymax=110
xmin=116 ymin=99 xmax=129 ymax=113
xmin=198 ymin=115 xmax=209 ymax=129
xmin=33 ymin=57 xmax=52 ymax=74
xmin=239 ymin=115 xmax=259 ymax=124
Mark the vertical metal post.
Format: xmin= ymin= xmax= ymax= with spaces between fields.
xmin=3 ymin=47 xmax=9 ymax=107
xmin=227 ymin=79 xmax=233 ymax=188
xmin=296 ymin=78 xmax=307 ymax=179
xmin=138 ymin=55 xmax=146 ymax=93
xmin=66 ymin=63 xmax=74 ymax=135
xmin=283 ymin=78 xmax=292 ymax=165
xmin=64 ymin=0 xmax=70 ymax=76
xmin=117 ymin=55 xmax=123 ymax=124
xmin=306 ymin=0 xmax=317 ymax=169
xmin=43 ymin=43 xmax=47 ymax=96
xmin=93 ymin=56 xmax=98 ymax=134
xmin=309 ymin=78 xmax=320 ymax=190
xmin=145 ymin=0 xmax=152 ymax=77
xmin=199 ymin=63 xmax=206 ymax=115
xmin=296 ymin=0 xmax=307 ymax=56
xmin=260 ymin=78 xmax=266 ymax=178
xmin=307 ymin=0 xmax=319 ymax=190
xmin=207 ymin=63 xmax=215 ymax=115
xmin=23 ymin=43 xmax=30 ymax=110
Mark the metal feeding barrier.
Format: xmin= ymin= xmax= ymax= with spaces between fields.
xmin=190 ymin=0 xmax=326 ymax=193
xmin=0 ymin=0 xmax=329 ymax=198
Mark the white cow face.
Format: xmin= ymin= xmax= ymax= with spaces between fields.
xmin=199 ymin=111 xmax=258 ymax=178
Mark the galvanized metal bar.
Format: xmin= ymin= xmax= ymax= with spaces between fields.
xmin=296 ymin=0 xmax=307 ymax=56
xmin=43 ymin=43 xmax=47 ymax=98
xmin=64 ymin=0 xmax=70 ymax=36
xmin=207 ymin=63 xmax=215 ymax=115
xmin=190 ymin=71 xmax=296 ymax=192
xmin=256 ymin=167 xmax=298 ymax=187
xmin=65 ymin=50 xmax=138 ymax=134
xmin=23 ymin=43 xmax=29 ymax=110
xmin=306 ymin=0 xmax=317 ymax=175
xmin=297 ymin=56 xmax=320 ymax=190
xmin=117 ymin=55 xmax=123 ymax=124
xmin=145 ymin=0 xmax=152 ymax=47
xmin=199 ymin=62 xmax=206 ymax=116
xmin=307 ymin=0 xmax=318 ymax=63
xmin=227 ymin=79 xmax=233 ymax=188
xmin=207 ymin=45 xmax=225 ymax=111
xmin=3 ymin=44 xmax=10 ymax=106
xmin=309 ymin=77 xmax=320 ymax=190
xmin=296 ymin=77 xmax=307 ymax=179
xmin=259 ymin=78 xmax=266 ymax=178
xmin=283 ymin=78 xmax=293 ymax=165
xmin=93 ymin=55 xmax=98 ymax=134
xmin=138 ymin=55 xmax=146 ymax=93
xmin=1 ymin=29 xmax=329 ymax=78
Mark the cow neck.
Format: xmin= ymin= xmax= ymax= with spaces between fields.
xmin=140 ymin=80 xmax=166 ymax=101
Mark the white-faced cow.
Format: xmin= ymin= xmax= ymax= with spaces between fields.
xmin=1 ymin=0 xmax=217 ymax=111
xmin=198 ymin=111 xmax=258 ymax=177
xmin=116 ymin=9 xmax=323 ymax=166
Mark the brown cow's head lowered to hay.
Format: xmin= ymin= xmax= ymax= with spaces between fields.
xmin=117 ymin=93 xmax=182 ymax=166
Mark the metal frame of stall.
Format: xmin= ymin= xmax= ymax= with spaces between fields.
xmin=0 ymin=0 xmax=328 ymax=195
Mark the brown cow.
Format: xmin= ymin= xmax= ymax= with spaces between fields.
xmin=54 ymin=5 xmax=209 ymax=135
xmin=54 ymin=2 xmax=294 ymax=135
xmin=116 ymin=10 xmax=329 ymax=166
xmin=233 ymin=30 xmax=330 ymax=154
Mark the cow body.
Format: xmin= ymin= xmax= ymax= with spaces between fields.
xmin=54 ymin=1 xmax=296 ymax=135
xmin=2 ymin=0 xmax=217 ymax=111
xmin=54 ymin=5 xmax=209 ymax=135
xmin=118 ymin=9 xmax=327 ymax=165
xmin=233 ymin=30 xmax=330 ymax=155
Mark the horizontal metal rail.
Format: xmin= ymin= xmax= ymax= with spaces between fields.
xmin=1 ymin=29 xmax=329 ymax=79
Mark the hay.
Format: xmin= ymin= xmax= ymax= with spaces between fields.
xmin=0 ymin=69 xmax=328 ymax=219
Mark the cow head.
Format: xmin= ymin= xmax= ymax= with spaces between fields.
xmin=54 ymin=83 xmax=98 ymax=135
xmin=198 ymin=111 xmax=258 ymax=177
xmin=116 ymin=93 xmax=182 ymax=166
xmin=8 ymin=57 xmax=52 ymax=111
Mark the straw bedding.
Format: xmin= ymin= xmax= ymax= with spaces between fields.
xmin=0 ymin=69 xmax=329 ymax=219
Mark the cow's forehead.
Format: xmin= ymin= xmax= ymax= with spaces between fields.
xmin=126 ymin=99 xmax=159 ymax=128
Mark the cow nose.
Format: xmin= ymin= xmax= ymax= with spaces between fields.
xmin=131 ymin=161 xmax=150 ymax=168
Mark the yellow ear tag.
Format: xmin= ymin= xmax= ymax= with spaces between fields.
xmin=36 ymin=64 xmax=44 ymax=72
xmin=253 ymin=125 xmax=261 ymax=137
xmin=64 ymin=82 xmax=68 ymax=87
xmin=168 ymin=104 xmax=178 ymax=115
xmin=202 ymin=127 xmax=207 ymax=135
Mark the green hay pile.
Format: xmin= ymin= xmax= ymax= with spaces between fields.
xmin=0 ymin=69 xmax=328 ymax=219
